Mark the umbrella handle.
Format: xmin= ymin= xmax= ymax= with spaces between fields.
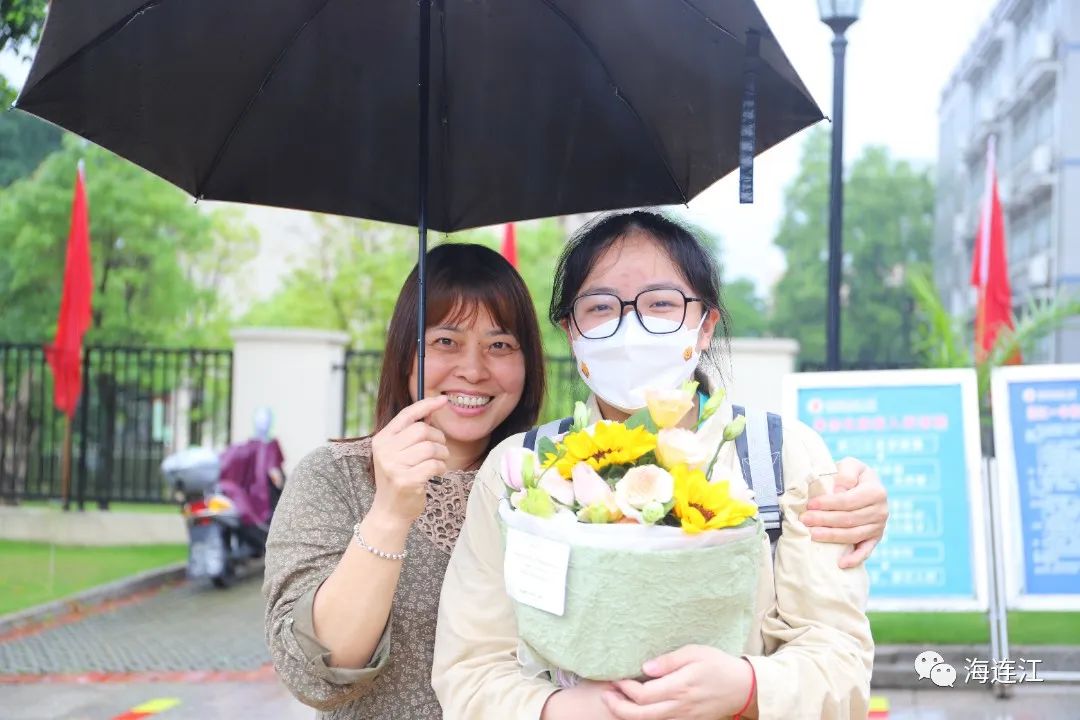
xmin=416 ymin=0 xmax=432 ymax=402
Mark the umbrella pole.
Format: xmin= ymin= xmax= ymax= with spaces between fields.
xmin=416 ymin=0 xmax=432 ymax=402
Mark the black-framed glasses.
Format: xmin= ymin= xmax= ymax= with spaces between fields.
xmin=570 ymin=289 xmax=703 ymax=339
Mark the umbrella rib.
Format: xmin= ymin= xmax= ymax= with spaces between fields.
xmin=676 ymin=0 xmax=739 ymax=41
xmin=536 ymin=0 xmax=688 ymax=206
xmin=18 ymin=0 xmax=166 ymax=94
xmin=195 ymin=0 xmax=335 ymax=198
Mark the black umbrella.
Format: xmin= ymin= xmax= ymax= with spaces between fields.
xmin=16 ymin=0 xmax=821 ymax=398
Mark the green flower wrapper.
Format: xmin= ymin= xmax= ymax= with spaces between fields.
xmin=498 ymin=501 xmax=762 ymax=681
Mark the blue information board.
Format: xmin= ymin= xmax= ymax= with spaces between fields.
xmin=992 ymin=366 xmax=1080 ymax=608
xmin=785 ymin=370 xmax=986 ymax=610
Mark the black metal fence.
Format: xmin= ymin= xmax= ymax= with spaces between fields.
xmin=0 ymin=343 xmax=232 ymax=507
xmin=340 ymin=350 xmax=589 ymax=437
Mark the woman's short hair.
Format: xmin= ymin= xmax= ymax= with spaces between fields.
xmin=375 ymin=243 xmax=546 ymax=449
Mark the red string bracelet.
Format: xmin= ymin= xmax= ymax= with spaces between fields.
xmin=733 ymin=657 xmax=756 ymax=720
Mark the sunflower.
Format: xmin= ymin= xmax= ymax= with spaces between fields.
xmin=547 ymin=421 xmax=657 ymax=478
xmin=671 ymin=464 xmax=757 ymax=534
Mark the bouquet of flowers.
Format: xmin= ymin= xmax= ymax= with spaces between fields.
xmin=499 ymin=382 xmax=764 ymax=682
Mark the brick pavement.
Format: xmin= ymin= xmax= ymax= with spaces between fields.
xmin=0 ymin=575 xmax=269 ymax=676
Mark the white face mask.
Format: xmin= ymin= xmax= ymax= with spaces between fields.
xmin=571 ymin=313 xmax=705 ymax=413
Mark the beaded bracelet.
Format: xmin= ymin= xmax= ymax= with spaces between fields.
xmin=353 ymin=522 xmax=407 ymax=561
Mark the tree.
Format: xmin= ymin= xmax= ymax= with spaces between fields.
xmin=722 ymin=278 xmax=768 ymax=337
xmin=0 ymin=136 xmax=257 ymax=346
xmin=1 ymin=0 xmax=46 ymax=58
xmin=0 ymin=106 xmax=62 ymax=186
xmin=244 ymin=217 xmax=575 ymax=353
xmin=242 ymin=216 xmax=419 ymax=349
xmin=1 ymin=0 xmax=59 ymax=186
xmin=770 ymin=128 xmax=935 ymax=366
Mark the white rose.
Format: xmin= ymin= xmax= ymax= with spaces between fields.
xmin=655 ymin=428 xmax=709 ymax=470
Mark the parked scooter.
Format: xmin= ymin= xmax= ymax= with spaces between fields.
xmin=161 ymin=446 xmax=269 ymax=588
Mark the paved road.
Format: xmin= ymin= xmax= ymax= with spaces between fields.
xmin=0 ymin=679 xmax=310 ymax=720
xmin=2 ymin=574 xmax=1079 ymax=719
xmin=3 ymin=679 xmax=1079 ymax=720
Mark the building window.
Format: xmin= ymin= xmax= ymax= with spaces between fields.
xmin=1032 ymin=198 xmax=1052 ymax=253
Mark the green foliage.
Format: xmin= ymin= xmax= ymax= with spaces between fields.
xmin=245 ymin=217 xmax=576 ymax=353
xmin=0 ymin=136 xmax=257 ymax=345
xmin=722 ymin=278 xmax=768 ymax=337
xmin=1 ymin=0 xmax=46 ymax=58
xmin=0 ymin=104 xmax=62 ymax=187
xmin=242 ymin=215 xmax=417 ymax=348
xmin=908 ymin=266 xmax=1080 ymax=449
xmin=770 ymin=128 xmax=935 ymax=366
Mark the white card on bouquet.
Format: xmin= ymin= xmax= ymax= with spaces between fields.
xmin=504 ymin=527 xmax=570 ymax=616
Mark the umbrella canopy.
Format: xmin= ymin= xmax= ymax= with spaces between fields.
xmin=16 ymin=0 xmax=821 ymax=233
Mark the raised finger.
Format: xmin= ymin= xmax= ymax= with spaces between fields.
xmin=385 ymin=396 xmax=449 ymax=433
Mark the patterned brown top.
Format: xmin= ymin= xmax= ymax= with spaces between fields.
xmin=263 ymin=438 xmax=474 ymax=719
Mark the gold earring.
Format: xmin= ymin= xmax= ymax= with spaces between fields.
xmin=580 ymin=362 xmax=590 ymax=378
xmin=683 ymin=347 xmax=693 ymax=361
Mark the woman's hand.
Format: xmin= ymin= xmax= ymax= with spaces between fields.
xmin=369 ymin=395 xmax=450 ymax=524
xmin=800 ymin=456 xmax=889 ymax=569
xmin=603 ymin=645 xmax=754 ymax=720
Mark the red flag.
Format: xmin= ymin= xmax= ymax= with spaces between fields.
xmin=45 ymin=163 xmax=93 ymax=417
xmin=501 ymin=222 xmax=518 ymax=268
xmin=970 ymin=137 xmax=1018 ymax=364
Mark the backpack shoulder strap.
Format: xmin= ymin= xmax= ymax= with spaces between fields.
xmin=732 ymin=405 xmax=785 ymax=552
xmin=523 ymin=416 xmax=574 ymax=451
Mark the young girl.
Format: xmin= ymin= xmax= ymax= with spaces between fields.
xmin=433 ymin=212 xmax=875 ymax=719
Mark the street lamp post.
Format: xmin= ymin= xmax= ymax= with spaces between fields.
xmin=818 ymin=0 xmax=863 ymax=370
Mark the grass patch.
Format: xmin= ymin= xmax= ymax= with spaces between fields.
xmin=0 ymin=541 xmax=186 ymax=616
xmin=870 ymin=611 xmax=1080 ymax=645
xmin=18 ymin=500 xmax=176 ymax=514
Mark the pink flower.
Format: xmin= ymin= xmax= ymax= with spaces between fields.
xmin=500 ymin=447 xmax=538 ymax=491
xmin=539 ymin=467 xmax=575 ymax=506
xmin=571 ymin=463 xmax=613 ymax=506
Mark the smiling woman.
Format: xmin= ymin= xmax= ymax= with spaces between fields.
xmin=263 ymin=243 xmax=546 ymax=720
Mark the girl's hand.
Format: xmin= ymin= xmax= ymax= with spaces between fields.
xmin=800 ymin=457 xmax=889 ymax=569
xmin=369 ymin=395 xmax=450 ymax=524
xmin=604 ymin=645 xmax=754 ymax=720
xmin=541 ymin=680 xmax=621 ymax=720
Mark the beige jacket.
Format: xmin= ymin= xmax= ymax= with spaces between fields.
xmin=432 ymin=401 xmax=874 ymax=720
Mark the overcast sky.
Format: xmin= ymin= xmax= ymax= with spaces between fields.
xmin=2 ymin=0 xmax=999 ymax=295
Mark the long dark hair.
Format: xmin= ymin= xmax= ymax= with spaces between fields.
xmin=374 ymin=243 xmax=546 ymax=450
xmin=549 ymin=210 xmax=731 ymax=389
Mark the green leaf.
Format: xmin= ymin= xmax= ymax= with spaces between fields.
xmin=625 ymin=409 xmax=658 ymax=433
xmin=536 ymin=436 xmax=558 ymax=463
